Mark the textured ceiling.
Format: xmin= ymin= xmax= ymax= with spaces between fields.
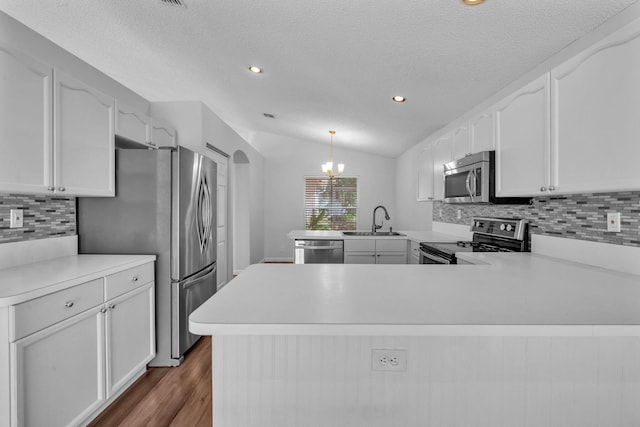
xmin=0 ymin=0 xmax=637 ymax=157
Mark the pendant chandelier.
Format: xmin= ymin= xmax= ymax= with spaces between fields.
xmin=321 ymin=130 xmax=344 ymax=178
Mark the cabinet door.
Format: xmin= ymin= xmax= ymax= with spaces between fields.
xmin=495 ymin=74 xmax=551 ymax=197
xmin=470 ymin=109 xmax=495 ymax=153
xmin=432 ymin=135 xmax=453 ymax=201
xmin=0 ymin=45 xmax=53 ymax=194
xmin=54 ymin=69 xmax=115 ymax=196
xmin=551 ymin=19 xmax=640 ymax=194
xmin=452 ymin=124 xmax=471 ymax=160
xmin=105 ymin=282 xmax=155 ymax=397
xmin=11 ymin=307 xmax=105 ymax=427
xmin=150 ymin=119 xmax=178 ymax=148
xmin=344 ymin=252 xmax=376 ymax=264
xmin=115 ymin=100 xmax=151 ymax=146
xmin=416 ymin=145 xmax=434 ymax=201
xmin=376 ymin=253 xmax=407 ymax=264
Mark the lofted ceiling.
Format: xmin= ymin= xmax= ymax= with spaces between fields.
xmin=0 ymin=0 xmax=637 ymax=158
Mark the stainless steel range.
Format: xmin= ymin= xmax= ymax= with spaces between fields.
xmin=419 ymin=217 xmax=529 ymax=264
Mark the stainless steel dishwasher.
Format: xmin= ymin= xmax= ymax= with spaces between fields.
xmin=294 ymin=239 xmax=344 ymax=264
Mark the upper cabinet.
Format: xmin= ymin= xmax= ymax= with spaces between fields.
xmin=116 ymin=100 xmax=151 ymax=146
xmin=416 ymin=145 xmax=434 ymax=201
xmin=495 ymin=74 xmax=551 ymax=197
xmin=0 ymin=44 xmax=53 ymax=194
xmin=55 ymin=70 xmax=115 ymax=196
xmin=432 ymin=134 xmax=453 ymax=201
xmin=550 ymin=18 xmax=640 ymax=194
xmin=150 ymin=118 xmax=178 ymax=148
xmin=469 ymin=109 xmax=495 ymax=153
xmin=451 ymin=123 xmax=470 ymax=160
xmin=0 ymin=44 xmax=115 ymax=197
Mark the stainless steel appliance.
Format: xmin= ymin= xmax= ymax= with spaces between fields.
xmin=78 ymin=143 xmax=217 ymax=366
xmin=294 ymin=240 xmax=344 ymax=264
xmin=419 ymin=217 xmax=529 ymax=264
xmin=443 ymin=151 xmax=530 ymax=204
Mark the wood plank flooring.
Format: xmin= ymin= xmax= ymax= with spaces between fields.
xmin=89 ymin=336 xmax=212 ymax=427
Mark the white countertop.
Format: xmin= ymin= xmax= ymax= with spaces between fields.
xmin=190 ymin=253 xmax=640 ymax=336
xmin=287 ymin=229 xmax=464 ymax=242
xmin=0 ymin=254 xmax=156 ymax=307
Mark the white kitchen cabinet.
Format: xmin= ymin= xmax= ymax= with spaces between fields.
xmin=54 ymin=69 xmax=115 ymax=196
xmin=344 ymin=239 xmax=407 ymax=264
xmin=0 ymin=44 xmax=53 ymax=194
xmin=452 ymin=123 xmax=471 ymax=160
xmin=416 ymin=145 xmax=434 ymax=201
xmin=495 ymin=73 xmax=551 ymax=197
xmin=469 ymin=109 xmax=495 ymax=153
xmin=0 ymin=45 xmax=116 ymax=197
xmin=11 ymin=307 xmax=105 ymax=427
xmin=115 ymin=100 xmax=152 ymax=146
xmin=105 ymin=282 xmax=155 ymax=397
xmin=3 ymin=260 xmax=155 ymax=427
xmin=550 ymin=17 xmax=640 ymax=194
xmin=432 ymin=134 xmax=453 ymax=201
xmin=150 ymin=118 xmax=178 ymax=148
xmin=408 ymin=240 xmax=420 ymax=264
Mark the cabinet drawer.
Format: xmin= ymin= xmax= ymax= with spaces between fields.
xmin=344 ymin=239 xmax=375 ymax=252
xmin=376 ymin=239 xmax=407 ymax=252
xmin=11 ymin=278 xmax=104 ymax=341
xmin=105 ymin=262 xmax=154 ymax=301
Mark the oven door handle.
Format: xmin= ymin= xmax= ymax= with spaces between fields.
xmin=419 ymin=249 xmax=451 ymax=264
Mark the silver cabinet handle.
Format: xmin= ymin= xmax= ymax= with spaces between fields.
xmin=58 ymin=187 xmax=66 ymax=192
xmin=540 ymin=187 xmax=547 ymax=192
xmin=100 ymin=307 xmax=107 ymax=314
xmin=131 ymin=276 xmax=139 ymax=282
xmin=108 ymin=304 xmax=116 ymax=310
xmin=549 ymin=186 xmax=556 ymax=191
xmin=64 ymin=301 xmax=74 ymax=308
xmin=47 ymin=186 xmax=55 ymax=191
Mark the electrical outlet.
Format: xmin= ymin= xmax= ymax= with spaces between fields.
xmin=607 ymin=212 xmax=621 ymax=232
xmin=10 ymin=209 xmax=23 ymax=228
xmin=372 ymin=349 xmax=407 ymax=372
xmin=456 ymin=209 xmax=462 ymax=220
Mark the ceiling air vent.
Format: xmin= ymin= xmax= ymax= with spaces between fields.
xmin=159 ymin=0 xmax=187 ymax=9
xmin=263 ymin=113 xmax=276 ymax=119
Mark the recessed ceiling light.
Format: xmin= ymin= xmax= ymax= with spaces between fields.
xmin=392 ymin=96 xmax=406 ymax=103
xmin=462 ymin=0 xmax=485 ymax=5
xmin=248 ymin=66 xmax=263 ymax=74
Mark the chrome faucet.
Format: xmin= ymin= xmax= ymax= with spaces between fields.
xmin=371 ymin=205 xmax=390 ymax=233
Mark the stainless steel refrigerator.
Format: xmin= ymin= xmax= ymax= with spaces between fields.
xmin=78 ymin=143 xmax=217 ymax=366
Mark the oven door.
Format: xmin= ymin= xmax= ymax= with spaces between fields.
xmin=443 ymin=161 xmax=490 ymax=203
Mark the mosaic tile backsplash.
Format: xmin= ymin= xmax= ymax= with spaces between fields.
xmin=0 ymin=194 xmax=76 ymax=244
xmin=433 ymin=191 xmax=640 ymax=247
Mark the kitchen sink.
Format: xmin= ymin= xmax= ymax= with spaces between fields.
xmin=342 ymin=231 xmax=405 ymax=236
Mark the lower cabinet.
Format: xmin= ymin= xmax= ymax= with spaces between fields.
xmin=408 ymin=240 xmax=420 ymax=264
xmin=5 ymin=261 xmax=155 ymax=427
xmin=344 ymin=239 xmax=407 ymax=264
xmin=12 ymin=307 xmax=105 ymax=427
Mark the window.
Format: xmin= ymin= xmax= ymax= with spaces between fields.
xmin=304 ymin=177 xmax=358 ymax=230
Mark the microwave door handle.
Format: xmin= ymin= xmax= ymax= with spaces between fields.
xmin=471 ymin=169 xmax=478 ymax=202
xmin=465 ymin=170 xmax=473 ymax=200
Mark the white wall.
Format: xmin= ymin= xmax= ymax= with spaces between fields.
xmin=251 ymin=132 xmax=397 ymax=261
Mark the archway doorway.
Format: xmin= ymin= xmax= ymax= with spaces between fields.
xmin=232 ymin=150 xmax=250 ymax=274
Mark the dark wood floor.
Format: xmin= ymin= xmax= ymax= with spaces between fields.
xmin=89 ymin=336 xmax=212 ymax=427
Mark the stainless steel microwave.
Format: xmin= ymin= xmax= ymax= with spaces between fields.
xmin=443 ymin=151 xmax=530 ymax=204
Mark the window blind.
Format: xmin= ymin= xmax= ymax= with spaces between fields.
xmin=304 ymin=177 xmax=358 ymax=231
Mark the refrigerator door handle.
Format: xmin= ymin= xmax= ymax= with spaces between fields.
xmin=196 ymin=171 xmax=213 ymax=254
xmin=179 ymin=263 xmax=217 ymax=289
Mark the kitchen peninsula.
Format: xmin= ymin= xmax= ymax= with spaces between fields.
xmin=190 ymin=254 xmax=640 ymax=427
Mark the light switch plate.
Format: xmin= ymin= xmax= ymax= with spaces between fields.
xmin=10 ymin=209 xmax=23 ymax=228
xmin=607 ymin=212 xmax=621 ymax=232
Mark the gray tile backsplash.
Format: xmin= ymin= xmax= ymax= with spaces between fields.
xmin=0 ymin=194 xmax=76 ymax=244
xmin=433 ymin=191 xmax=640 ymax=247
